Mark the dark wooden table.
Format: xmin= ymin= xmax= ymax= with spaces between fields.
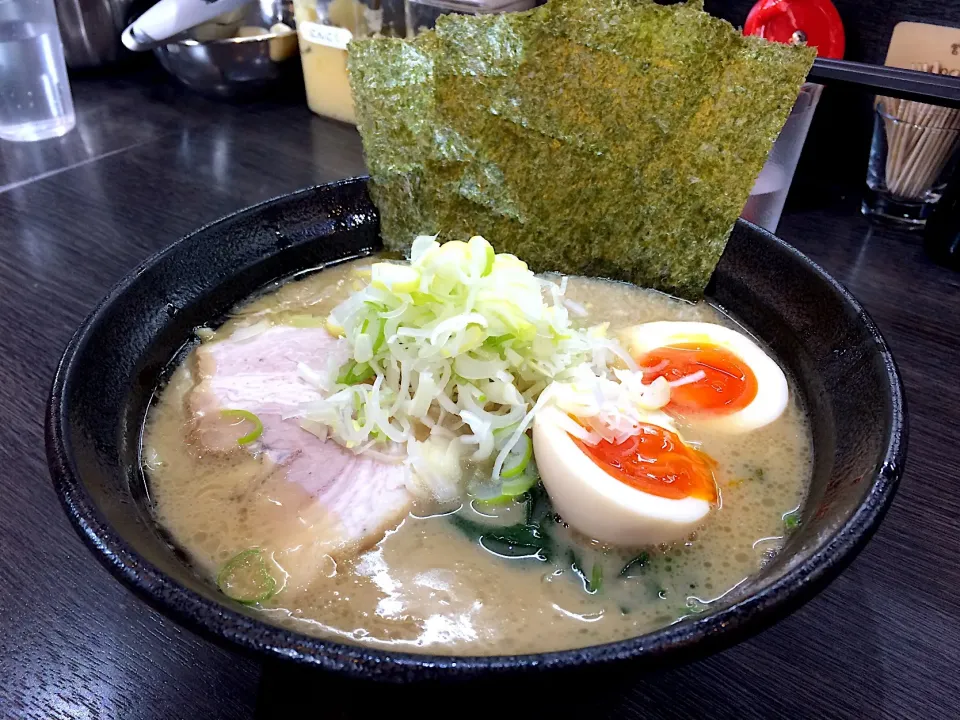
xmin=0 ymin=66 xmax=957 ymax=720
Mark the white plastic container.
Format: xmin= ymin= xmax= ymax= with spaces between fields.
xmin=741 ymin=83 xmax=822 ymax=232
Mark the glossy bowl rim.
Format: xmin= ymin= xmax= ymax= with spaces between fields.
xmin=46 ymin=178 xmax=907 ymax=680
xmin=164 ymin=27 xmax=297 ymax=48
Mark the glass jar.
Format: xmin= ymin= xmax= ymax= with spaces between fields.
xmin=403 ymin=0 xmax=535 ymax=37
xmin=293 ymin=0 xmax=535 ymax=124
xmin=293 ymin=0 xmax=395 ymax=124
xmin=862 ymin=98 xmax=960 ymax=227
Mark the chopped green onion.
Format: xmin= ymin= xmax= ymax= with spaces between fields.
xmin=568 ymin=550 xmax=594 ymax=593
xmin=372 ymin=318 xmax=386 ymax=353
xmin=483 ymin=246 xmax=495 ymax=276
xmin=220 ymin=409 xmax=263 ymax=445
xmin=315 ymin=235 xmax=615 ymax=491
xmin=500 ymin=433 xmax=532 ymax=479
xmin=336 ymin=360 xmax=376 ymax=386
xmin=482 ymin=333 xmax=515 ymax=351
xmin=501 ymin=472 xmax=537 ymax=497
xmin=783 ymin=509 xmax=801 ymax=531
xmin=216 ymin=548 xmax=277 ymax=605
xmin=372 ymin=262 xmax=420 ymax=293
xmin=473 ymin=472 xmax=538 ymax=507
xmin=590 ymin=563 xmax=604 ymax=593
xmin=569 ymin=552 xmax=603 ymax=593
xmin=470 ymin=235 xmax=496 ymax=277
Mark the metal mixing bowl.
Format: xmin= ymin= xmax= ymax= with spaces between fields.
xmin=152 ymin=0 xmax=301 ymax=99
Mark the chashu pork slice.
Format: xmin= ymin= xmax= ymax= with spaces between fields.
xmin=187 ymin=323 xmax=414 ymax=595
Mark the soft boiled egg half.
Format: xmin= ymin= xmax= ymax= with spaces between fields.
xmin=533 ymin=405 xmax=717 ymax=546
xmin=622 ymin=321 xmax=788 ymax=433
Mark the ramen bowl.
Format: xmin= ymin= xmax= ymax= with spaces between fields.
xmin=46 ymin=178 xmax=906 ymax=681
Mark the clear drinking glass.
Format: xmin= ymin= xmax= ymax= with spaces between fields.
xmin=862 ymin=99 xmax=960 ymax=227
xmin=0 ymin=0 xmax=75 ymax=142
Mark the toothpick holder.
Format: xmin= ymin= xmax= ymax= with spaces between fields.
xmin=863 ymin=96 xmax=960 ymax=227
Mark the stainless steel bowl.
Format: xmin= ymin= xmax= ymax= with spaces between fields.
xmin=152 ymin=0 xmax=301 ymax=99
xmin=55 ymin=0 xmax=139 ymax=68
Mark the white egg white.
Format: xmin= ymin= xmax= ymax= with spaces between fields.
xmin=622 ymin=321 xmax=788 ymax=433
xmin=533 ymin=406 xmax=712 ymax=546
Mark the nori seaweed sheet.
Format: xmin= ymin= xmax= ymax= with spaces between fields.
xmin=348 ymin=0 xmax=814 ymax=299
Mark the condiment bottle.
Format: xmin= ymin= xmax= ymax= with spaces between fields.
xmin=743 ymin=0 xmax=845 ymax=59
xmin=293 ymin=0 xmax=393 ymax=124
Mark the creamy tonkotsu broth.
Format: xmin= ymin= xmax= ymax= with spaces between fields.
xmin=143 ymin=255 xmax=811 ymax=655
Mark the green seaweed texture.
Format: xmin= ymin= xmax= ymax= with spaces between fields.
xmin=347 ymin=0 xmax=814 ymax=299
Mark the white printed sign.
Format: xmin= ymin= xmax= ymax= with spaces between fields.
xmin=299 ymin=21 xmax=353 ymax=50
xmin=886 ymin=22 xmax=960 ymax=74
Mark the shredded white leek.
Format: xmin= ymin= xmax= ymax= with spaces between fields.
xmin=669 ymin=369 xmax=706 ymax=388
xmin=230 ymin=320 xmax=271 ymax=342
xmin=543 ymin=365 xmax=674 ymax=447
xmin=293 ymin=235 xmax=671 ymax=500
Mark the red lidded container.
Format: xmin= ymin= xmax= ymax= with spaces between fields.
xmin=743 ymin=0 xmax=845 ymax=59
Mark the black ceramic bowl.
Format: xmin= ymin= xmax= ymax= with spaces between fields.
xmin=46 ymin=178 xmax=906 ymax=682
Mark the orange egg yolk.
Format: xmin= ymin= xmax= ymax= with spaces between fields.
xmin=640 ymin=343 xmax=758 ymax=415
xmin=573 ymin=423 xmax=717 ymax=501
